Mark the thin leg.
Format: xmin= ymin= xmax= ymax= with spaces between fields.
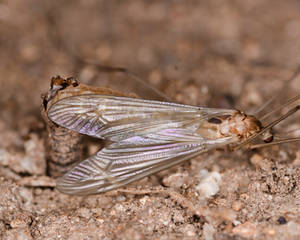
xmin=233 ymin=105 xmax=300 ymax=151
xmin=253 ymin=68 xmax=300 ymax=118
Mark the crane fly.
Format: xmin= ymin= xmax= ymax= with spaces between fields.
xmin=43 ymin=75 xmax=300 ymax=195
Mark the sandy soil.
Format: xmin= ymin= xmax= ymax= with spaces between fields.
xmin=0 ymin=1 xmax=300 ymax=239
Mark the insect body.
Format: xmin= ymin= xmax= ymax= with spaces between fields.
xmin=43 ymin=76 xmax=298 ymax=195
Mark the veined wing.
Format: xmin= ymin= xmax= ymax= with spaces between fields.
xmin=56 ymin=128 xmax=236 ymax=195
xmin=48 ymin=94 xmax=237 ymax=141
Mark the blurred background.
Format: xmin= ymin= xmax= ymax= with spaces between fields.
xmin=1 ymin=0 xmax=300 ymax=132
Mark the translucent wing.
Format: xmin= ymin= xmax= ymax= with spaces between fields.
xmin=50 ymin=94 xmax=239 ymax=195
xmin=56 ymin=128 xmax=235 ymax=195
xmin=48 ymin=94 xmax=237 ymax=141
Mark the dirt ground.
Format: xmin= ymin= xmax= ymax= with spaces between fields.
xmin=0 ymin=0 xmax=300 ymax=239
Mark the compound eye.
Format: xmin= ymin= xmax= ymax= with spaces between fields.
xmin=263 ymin=135 xmax=274 ymax=143
xmin=262 ymin=129 xmax=274 ymax=143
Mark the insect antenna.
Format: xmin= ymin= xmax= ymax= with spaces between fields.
xmin=252 ymin=67 xmax=300 ymax=118
xmin=233 ymin=105 xmax=300 ymax=151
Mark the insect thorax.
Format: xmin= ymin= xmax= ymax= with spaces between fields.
xmin=219 ymin=113 xmax=262 ymax=139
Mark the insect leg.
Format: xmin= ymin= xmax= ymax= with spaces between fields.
xmin=253 ymin=68 xmax=300 ymax=117
xmin=250 ymin=137 xmax=300 ymax=149
xmin=233 ymin=105 xmax=300 ymax=151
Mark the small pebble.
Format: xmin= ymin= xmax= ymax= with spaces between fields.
xmin=232 ymin=200 xmax=243 ymax=211
xmin=77 ymin=208 xmax=92 ymax=219
xmin=232 ymin=222 xmax=256 ymax=239
xmin=196 ymin=170 xmax=222 ymax=198
xmin=179 ymin=224 xmax=197 ymax=237
xmin=232 ymin=220 xmax=241 ymax=226
xmin=162 ymin=172 xmax=189 ymax=189
xmin=250 ymin=153 xmax=263 ymax=167
xmin=277 ymin=216 xmax=287 ymax=225
xmin=18 ymin=176 xmax=56 ymax=187
xmin=217 ymin=208 xmax=237 ymax=222
xmin=10 ymin=213 xmax=31 ymax=228
xmin=292 ymin=151 xmax=300 ymax=166
xmin=264 ymin=227 xmax=276 ymax=236
xmin=239 ymin=193 xmax=249 ymax=201
xmin=139 ymin=196 xmax=150 ymax=205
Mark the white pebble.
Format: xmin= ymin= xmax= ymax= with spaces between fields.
xmin=196 ymin=171 xmax=222 ymax=198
